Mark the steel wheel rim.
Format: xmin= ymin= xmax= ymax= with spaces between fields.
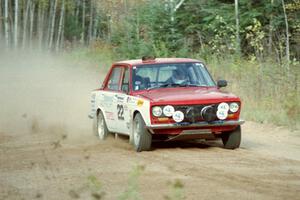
xmin=97 ymin=114 xmax=105 ymax=139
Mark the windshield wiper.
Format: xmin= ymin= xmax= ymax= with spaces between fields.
xmin=180 ymin=83 xmax=205 ymax=87
xmin=147 ymin=83 xmax=181 ymax=90
xmin=147 ymin=83 xmax=174 ymax=90
xmin=147 ymin=83 xmax=205 ymax=90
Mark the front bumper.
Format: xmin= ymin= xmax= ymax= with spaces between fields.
xmin=146 ymin=119 xmax=245 ymax=130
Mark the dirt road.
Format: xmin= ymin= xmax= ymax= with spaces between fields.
xmin=0 ymin=52 xmax=300 ymax=200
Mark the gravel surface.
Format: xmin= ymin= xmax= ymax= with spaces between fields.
xmin=1 ymin=51 xmax=299 ymax=200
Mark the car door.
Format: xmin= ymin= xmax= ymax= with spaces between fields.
xmin=113 ymin=66 xmax=131 ymax=135
xmin=102 ymin=66 xmax=124 ymax=132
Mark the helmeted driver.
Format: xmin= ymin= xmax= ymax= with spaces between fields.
xmin=171 ymin=69 xmax=188 ymax=84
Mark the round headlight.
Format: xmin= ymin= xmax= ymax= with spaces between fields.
xmin=152 ymin=106 xmax=162 ymax=117
xmin=172 ymin=111 xmax=184 ymax=122
xmin=218 ymin=102 xmax=229 ymax=112
xmin=163 ymin=105 xmax=175 ymax=117
xmin=229 ymin=102 xmax=239 ymax=113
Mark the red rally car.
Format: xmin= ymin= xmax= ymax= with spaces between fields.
xmin=89 ymin=57 xmax=245 ymax=152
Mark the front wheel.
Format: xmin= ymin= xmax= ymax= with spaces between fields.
xmin=132 ymin=113 xmax=152 ymax=152
xmin=221 ymin=125 xmax=241 ymax=149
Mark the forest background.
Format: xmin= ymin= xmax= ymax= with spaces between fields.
xmin=0 ymin=0 xmax=299 ymax=128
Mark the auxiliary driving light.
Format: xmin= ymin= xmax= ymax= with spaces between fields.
xmin=163 ymin=105 xmax=175 ymax=117
xmin=216 ymin=109 xmax=228 ymax=120
xmin=217 ymin=102 xmax=229 ymax=112
xmin=172 ymin=111 xmax=184 ymax=122
xmin=152 ymin=106 xmax=162 ymax=117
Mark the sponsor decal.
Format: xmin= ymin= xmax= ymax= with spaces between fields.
xmin=105 ymin=111 xmax=114 ymax=120
xmin=137 ymin=99 xmax=144 ymax=107
xmin=116 ymin=95 xmax=125 ymax=103
xmin=127 ymin=97 xmax=136 ymax=105
xmin=117 ymin=104 xmax=124 ymax=120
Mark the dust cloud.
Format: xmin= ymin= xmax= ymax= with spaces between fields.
xmin=0 ymin=49 xmax=105 ymax=140
xmin=1 ymin=50 xmax=300 ymax=200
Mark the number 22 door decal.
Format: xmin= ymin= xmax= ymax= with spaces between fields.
xmin=117 ymin=104 xmax=124 ymax=120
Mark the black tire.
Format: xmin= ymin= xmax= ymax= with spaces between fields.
xmin=133 ymin=113 xmax=152 ymax=152
xmin=93 ymin=113 xmax=98 ymax=136
xmin=94 ymin=110 xmax=110 ymax=140
xmin=221 ymin=125 xmax=241 ymax=149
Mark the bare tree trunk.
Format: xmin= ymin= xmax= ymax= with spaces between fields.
xmin=268 ymin=0 xmax=274 ymax=56
xmin=8 ymin=0 xmax=13 ymax=42
xmin=22 ymin=0 xmax=31 ymax=49
xmin=196 ymin=31 xmax=204 ymax=52
xmin=170 ymin=0 xmax=175 ymax=36
xmin=37 ymin=1 xmax=44 ymax=49
xmin=94 ymin=5 xmax=99 ymax=39
xmin=60 ymin=15 xmax=64 ymax=49
xmin=46 ymin=0 xmax=53 ymax=47
xmin=4 ymin=0 xmax=9 ymax=48
xmin=29 ymin=1 xmax=35 ymax=48
xmin=48 ymin=0 xmax=57 ymax=50
xmin=0 ymin=0 xmax=2 ymax=41
xmin=93 ymin=14 xmax=99 ymax=40
xmin=14 ymin=0 xmax=18 ymax=48
xmin=169 ymin=0 xmax=185 ymax=46
xmin=88 ymin=0 xmax=94 ymax=44
xmin=56 ymin=0 xmax=64 ymax=52
xmin=107 ymin=14 xmax=112 ymax=42
xmin=75 ymin=0 xmax=80 ymax=26
xmin=235 ymin=0 xmax=241 ymax=56
xmin=170 ymin=0 xmax=185 ymax=22
xmin=81 ymin=0 xmax=86 ymax=44
xmin=281 ymin=0 xmax=290 ymax=68
xmin=174 ymin=0 xmax=185 ymax=12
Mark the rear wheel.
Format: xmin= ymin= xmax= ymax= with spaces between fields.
xmin=133 ymin=113 xmax=152 ymax=152
xmin=221 ymin=125 xmax=241 ymax=149
xmin=95 ymin=111 xmax=110 ymax=140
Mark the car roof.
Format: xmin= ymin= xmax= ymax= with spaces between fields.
xmin=114 ymin=58 xmax=202 ymax=66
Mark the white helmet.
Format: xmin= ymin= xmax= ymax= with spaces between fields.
xmin=172 ymin=69 xmax=187 ymax=84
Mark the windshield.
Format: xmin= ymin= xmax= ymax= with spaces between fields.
xmin=132 ymin=62 xmax=216 ymax=91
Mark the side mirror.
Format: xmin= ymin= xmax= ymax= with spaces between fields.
xmin=217 ymin=80 xmax=227 ymax=88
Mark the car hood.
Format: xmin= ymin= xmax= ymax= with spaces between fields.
xmin=138 ymin=87 xmax=240 ymax=105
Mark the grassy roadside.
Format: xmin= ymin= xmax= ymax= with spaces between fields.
xmin=63 ymin=47 xmax=300 ymax=130
xmin=207 ymin=57 xmax=300 ymax=130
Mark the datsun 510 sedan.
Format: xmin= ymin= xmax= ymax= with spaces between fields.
xmin=89 ymin=57 xmax=245 ymax=152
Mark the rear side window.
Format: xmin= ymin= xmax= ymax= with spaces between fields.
xmin=107 ymin=67 xmax=122 ymax=90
